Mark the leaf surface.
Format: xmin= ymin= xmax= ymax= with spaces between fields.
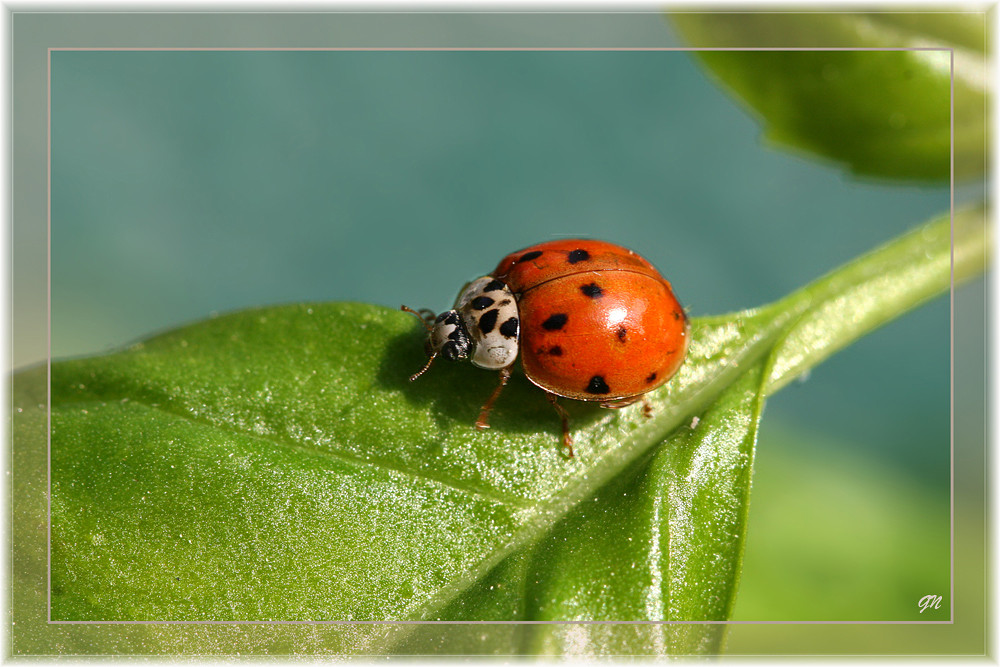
xmin=13 ymin=207 xmax=985 ymax=656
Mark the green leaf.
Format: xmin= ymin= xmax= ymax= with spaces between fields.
xmin=13 ymin=206 xmax=985 ymax=656
xmin=670 ymin=12 xmax=987 ymax=182
xmin=392 ymin=362 xmax=766 ymax=656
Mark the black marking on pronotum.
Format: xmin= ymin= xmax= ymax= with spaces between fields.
xmin=478 ymin=309 xmax=499 ymax=334
xmin=568 ymin=249 xmax=590 ymax=264
xmin=542 ymin=313 xmax=568 ymax=331
xmin=498 ymin=298 xmax=512 ymax=306
xmin=616 ymin=326 xmax=627 ymax=342
xmin=471 ymin=296 xmax=495 ymax=310
xmin=499 ymin=317 xmax=519 ymax=339
xmin=645 ymin=371 xmax=658 ymax=384
xmin=586 ymin=375 xmax=611 ymax=394
xmin=580 ymin=282 xmax=603 ymax=298
xmin=483 ymin=278 xmax=505 ymax=292
xmin=436 ymin=311 xmax=460 ymax=325
xmin=518 ymin=250 xmax=543 ymax=263
xmin=442 ymin=325 xmax=471 ymax=360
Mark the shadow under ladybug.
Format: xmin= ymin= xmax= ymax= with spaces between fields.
xmin=378 ymin=323 xmax=598 ymax=446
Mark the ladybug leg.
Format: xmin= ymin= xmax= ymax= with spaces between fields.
xmin=600 ymin=395 xmax=652 ymax=419
xmin=599 ymin=396 xmax=643 ymax=409
xmin=545 ymin=392 xmax=574 ymax=458
xmin=475 ymin=366 xmax=512 ymax=431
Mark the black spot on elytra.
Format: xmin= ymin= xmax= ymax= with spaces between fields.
xmin=672 ymin=310 xmax=682 ymax=320
xmin=586 ymin=375 xmax=610 ymax=394
xmin=483 ymin=279 xmax=505 ymax=292
xmin=471 ymin=296 xmax=495 ymax=310
xmin=518 ymin=250 xmax=543 ymax=263
xmin=478 ymin=309 xmax=499 ymax=334
xmin=580 ymin=282 xmax=603 ymax=298
xmin=617 ymin=327 xmax=628 ymax=342
xmin=499 ymin=316 xmax=519 ymax=339
xmin=542 ymin=313 xmax=568 ymax=331
xmin=645 ymin=371 xmax=658 ymax=383
xmin=568 ymin=249 xmax=590 ymax=264
xmin=548 ymin=345 xmax=563 ymax=356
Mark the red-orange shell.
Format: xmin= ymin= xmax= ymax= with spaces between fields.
xmin=492 ymin=239 xmax=689 ymax=402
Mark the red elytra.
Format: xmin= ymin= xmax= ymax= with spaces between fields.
xmin=492 ymin=239 xmax=688 ymax=404
xmin=403 ymin=239 xmax=689 ymax=457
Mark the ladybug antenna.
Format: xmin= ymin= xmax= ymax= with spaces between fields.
xmin=400 ymin=304 xmax=434 ymax=333
xmin=408 ymin=351 xmax=438 ymax=382
xmin=401 ymin=305 xmax=441 ymax=381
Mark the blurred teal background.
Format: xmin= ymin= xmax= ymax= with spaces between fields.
xmin=45 ymin=41 xmax=970 ymax=629
xmin=49 ymin=49 xmax=952 ymax=479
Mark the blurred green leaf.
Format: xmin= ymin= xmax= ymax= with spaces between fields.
xmin=732 ymin=424 xmax=950 ymax=623
xmin=13 ymin=206 xmax=985 ymax=656
xmin=670 ymin=13 xmax=987 ymax=181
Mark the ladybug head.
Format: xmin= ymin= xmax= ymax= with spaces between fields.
xmin=426 ymin=309 xmax=472 ymax=362
xmin=401 ymin=305 xmax=473 ymax=381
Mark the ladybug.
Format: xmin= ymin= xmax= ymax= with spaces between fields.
xmin=402 ymin=239 xmax=689 ymax=457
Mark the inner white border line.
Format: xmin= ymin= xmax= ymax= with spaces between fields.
xmin=46 ymin=45 xmax=957 ymax=627
xmin=48 ymin=46 xmax=949 ymax=51
xmin=949 ymin=45 xmax=956 ymax=627
xmin=48 ymin=619 xmax=956 ymax=625
xmin=46 ymin=44 xmax=53 ymax=627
